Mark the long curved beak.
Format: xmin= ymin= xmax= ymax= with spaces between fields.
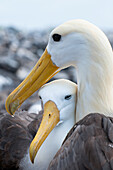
xmin=5 ymin=49 xmax=60 ymax=115
xmin=29 ymin=100 xmax=60 ymax=163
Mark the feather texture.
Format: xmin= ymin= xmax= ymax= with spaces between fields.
xmin=0 ymin=110 xmax=42 ymax=170
xmin=48 ymin=113 xmax=113 ymax=170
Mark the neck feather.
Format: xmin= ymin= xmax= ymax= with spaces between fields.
xmin=75 ymin=37 xmax=113 ymax=121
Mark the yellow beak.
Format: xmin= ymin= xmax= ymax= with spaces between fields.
xmin=29 ymin=100 xmax=60 ymax=163
xmin=5 ymin=49 xmax=60 ymax=115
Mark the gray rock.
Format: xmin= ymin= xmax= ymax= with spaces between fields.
xmin=16 ymin=67 xmax=30 ymax=80
xmin=0 ymin=75 xmax=12 ymax=91
xmin=16 ymin=48 xmax=36 ymax=61
xmin=0 ymin=56 xmax=20 ymax=73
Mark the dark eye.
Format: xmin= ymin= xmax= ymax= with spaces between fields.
xmin=65 ymin=95 xmax=72 ymax=100
xmin=52 ymin=34 xmax=61 ymax=42
xmin=39 ymin=96 xmax=42 ymax=100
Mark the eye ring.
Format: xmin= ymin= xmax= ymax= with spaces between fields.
xmin=65 ymin=95 xmax=72 ymax=100
xmin=52 ymin=34 xmax=61 ymax=42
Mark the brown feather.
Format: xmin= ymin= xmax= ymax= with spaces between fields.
xmin=0 ymin=110 xmax=42 ymax=170
xmin=48 ymin=113 xmax=113 ymax=170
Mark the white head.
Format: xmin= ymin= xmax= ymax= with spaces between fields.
xmin=47 ymin=19 xmax=113 ymax=71
xmin=29 ymin=79 xmax=77 ymax=163
xmin=38 ymin=79 xmax=76 ymax=122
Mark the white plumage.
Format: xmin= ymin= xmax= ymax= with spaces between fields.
xmin=47 ymin=19 xmax=113 ymax=121
xmin=20 ymin=79 xmax=77 ymax=170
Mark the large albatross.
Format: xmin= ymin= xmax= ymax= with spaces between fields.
xmin=5 ymin=19 xmax=113 ymax=168
xmin=5 ymin=19 xmax=113 ymax=119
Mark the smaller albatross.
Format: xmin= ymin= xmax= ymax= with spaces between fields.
xmin=0 ymin=79 xmax=77 ymax=170
xmin=21 ymin=79 xmax=77 ymax=170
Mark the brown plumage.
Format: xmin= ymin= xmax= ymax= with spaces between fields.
xmin=0 ymin=111 xmax=113 ymax=170
xmin=48 ymin=113 xmax=113 ymax=170
xmin=0 ymin=110 xmax=42 ymax=170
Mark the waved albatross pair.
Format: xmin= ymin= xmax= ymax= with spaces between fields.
xmin=5 ymin=19 xmax=113 ymax=169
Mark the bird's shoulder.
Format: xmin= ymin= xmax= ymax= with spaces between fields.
xmin=48 ymin=113 xmax=113 ymax=170
xmin=0 ymin=110 xmax=43 ymax=170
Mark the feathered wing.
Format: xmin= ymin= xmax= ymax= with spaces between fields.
xmin=48 ymin=113 xmax=113 ymax=170
xmin=0 ymin=110 xmax=42 ymax=170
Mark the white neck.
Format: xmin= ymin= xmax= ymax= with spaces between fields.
xmin=20 ymin=114 xmax=75 ymax=170
xmin=75 ymin=36 xmax=113 ymax=121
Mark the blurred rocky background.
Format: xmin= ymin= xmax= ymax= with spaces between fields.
xmin=0 ymin=27 xmax=113 ymax=113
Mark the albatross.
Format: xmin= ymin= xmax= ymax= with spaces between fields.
xmin=5 ymin=19 xmax=113 ymax=120
xmin=20 ymin=79 xmax=77 ymax=170
xmin=5 ymin=19 xmax=113 ymax=168
xmin=0 ymin=79 xmax=76 ymax=170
